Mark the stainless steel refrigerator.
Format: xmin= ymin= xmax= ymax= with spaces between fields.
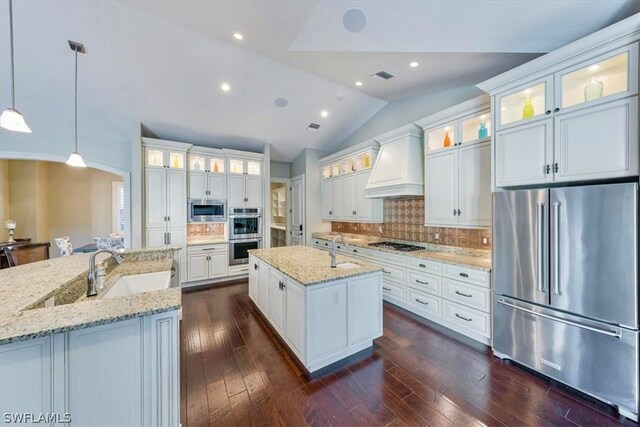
xmin=492 ymin=182 xmax=639 ymax=421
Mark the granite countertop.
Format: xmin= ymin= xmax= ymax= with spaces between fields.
xmin=249 ymin=246 xmax=383 ymax=286
xmin=187 ymin=237 xmax=228 ymax=246
xmin=0 ymin=247 xmax=181 ymax=345
xmin=312 ymin=232 xmax=491 ymax=272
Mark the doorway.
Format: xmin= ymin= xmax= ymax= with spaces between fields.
xmin=290 ymin=174 xmax=305 ymax=246
xmin=270 ymin=178 xmax=290 ymax=247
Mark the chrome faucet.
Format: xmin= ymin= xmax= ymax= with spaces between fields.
xmin=330 ymin=234 xmax=347 ymax=268
xmin=87 ymin=249 xmax=124 ymax=297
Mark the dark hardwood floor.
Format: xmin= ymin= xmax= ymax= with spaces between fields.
xmin=180 ymin=282 xmax=637 ymax=426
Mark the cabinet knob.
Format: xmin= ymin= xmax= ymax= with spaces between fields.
xmin=453 ymin=209 xmax=457 ymax=216
xmin=545 ymin=110 xmax=551 ymax=115
xmin=554 ymin=163 xmax=559 ymax=173
xmin=457 ymin=209 xmax=461 ymax=216
xmin=554 ymin=107 xmax=560 ymax=113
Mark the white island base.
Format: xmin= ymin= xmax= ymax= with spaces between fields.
xmin=248 ymin=252 xmax=383 ymax=377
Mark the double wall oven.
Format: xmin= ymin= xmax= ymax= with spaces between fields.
xmin=229 ymin=208 xmax=262 ymax=265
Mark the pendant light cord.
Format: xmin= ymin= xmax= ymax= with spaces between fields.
xmin=74 ymin=49 xmax=78 ymax=152
xmin=9 ymin=0 xmax=15 ymax=108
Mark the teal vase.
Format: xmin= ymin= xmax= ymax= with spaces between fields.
xmin=478 ymin=122 xmax=488 ymax=139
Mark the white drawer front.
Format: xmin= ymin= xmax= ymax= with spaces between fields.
xmin=442 ymin=264 xmax=490 ymax=288
xmin=367 ymin=249 xmax=407 ymax=267
xmin=443 ymin=279 xmax=490 ymax=312
xmin=407 ymin=271 xmax=441 ymax=296
xmin=339 ymin=245 xmax=368 ymax=258
xmin=407 ymin=288 xmax=441 ymax=318
xmin=377 ymin=263 xmax=406 ymax=285
xmin=187 ymin=243 xmax=227 ymax=254
xmin=382 ymin=282 xmax=405 ymax=303
xmin=406 ymin=256 xmax=441 ymax=274
xmin=443 ymin=301 xmax=490 ymax=337
xmin=312 ymin=239 xmax=331 ymax=250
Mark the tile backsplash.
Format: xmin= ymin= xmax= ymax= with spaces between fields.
xmin=331 ymin=197 xmax=491 ymax=249
xmin=187 ymin=223 xmax=225 ymax=239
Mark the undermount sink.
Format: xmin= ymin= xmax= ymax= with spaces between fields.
xmin=335 ymin=262 xmax=360 ymax=270
xmin=102 ymin=271 xmax=171 ymax=299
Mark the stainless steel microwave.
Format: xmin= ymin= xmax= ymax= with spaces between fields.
xmin=187 ymin=199 xmax=226 ymax=223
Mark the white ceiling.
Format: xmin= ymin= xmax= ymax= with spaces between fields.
xmin=1 ymin=1 xmax=638 ymax=162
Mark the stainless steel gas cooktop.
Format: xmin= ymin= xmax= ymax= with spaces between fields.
xmin=367 ymin=242 xmax=425 ymax=252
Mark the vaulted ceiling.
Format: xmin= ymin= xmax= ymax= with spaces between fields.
xmin=1 ymin=1 xmax=638 ymax=162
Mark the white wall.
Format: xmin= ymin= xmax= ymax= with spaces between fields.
xmin=292 ymin=149 xmax=330 ymax=243
xmin=335 ymin=85 xmax=482 ymax=151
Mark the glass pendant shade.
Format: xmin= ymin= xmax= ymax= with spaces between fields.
xmin=66 ymin=151 xmax=86 ymax=168
xmin=0 ymin=108 xmax=31 ymax=132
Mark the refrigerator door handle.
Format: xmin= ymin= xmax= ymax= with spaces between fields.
xmin=496 ymin=298 xmax=622 ymax=339
xmin=552 ymin=202 xmax=561 ymax=296
xmin=537 ymin=202 xmax=547 ymax=293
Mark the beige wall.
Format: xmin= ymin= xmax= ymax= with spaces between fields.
xmin=5 ymin=160 xmax=122 ymax=256
xmin=0 ymin=160 xmax=9 ymax=241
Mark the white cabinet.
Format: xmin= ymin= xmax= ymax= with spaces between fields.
xmin=228 ymin=174 xmax=262 ymax=209
xmin=0 ymin=337 xmax=52 ymax=419
xmin=186 ymin=244 xmax=228 ymax=282
xmin=483 ymin=41 xmax=639 ymax=188
xmin=249 ymin=257 xmax=382 ymax=373
xmin=228 ymin=157 xmax=261 ymax=176
xmin=554 ymin=97 xmax=638 ymax=182
xmin=425 ymin=141 xmax=491 ymax=227
xmin=268 ymin=267 xmax=285 ymax=335
xmin=319 ymin=142 xmax=383 ymax=222
xmin=495 ymin=119 xmax=554 ymax=187
xmin=425 ymin=151 xmax=457 ymax=226
xmin=0 ymin=312 xmax=180 ymax=427
xmin=188 ymin=173 xmax=227 ymax=199
xmin=144 ymin=140 xmax=189 ymax=284
xmin=284 ymin=277 xmax=306 ymax=360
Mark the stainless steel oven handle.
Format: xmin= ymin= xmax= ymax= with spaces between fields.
xmin=497 ymin=299 xmax=622 ymax=338
xmin=552 ymin=202 xmax=561 ymax=296
xmin=537 ymin=202 xmax=547 ymax=293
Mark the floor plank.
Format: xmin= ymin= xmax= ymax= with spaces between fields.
xmin=180 ymin=282 xmax=638 ymax=427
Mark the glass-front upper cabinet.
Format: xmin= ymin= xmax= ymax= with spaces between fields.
xmin=497 ymin=78 xmax=552 ymax=128
xmin=188 ymin=154 xmax=206 ymax=172
xmin=188 ymin=155 xmax=226 ymax=173
xmin=461 ymin=111 xmax=491 ymax=144
xmin=228 ymin=158 xmax=261 ymax=175
xmin=146 ymin=148 xmax=185 ymax=169
xmin=209 ymin=157 xmax=225 ymax=173
xmin=426 ymin=122 xmax=457 ymax=152
xmin=556 ymin=44 xmax=637 ymax=112
xmin=322 ymin=165 xmax=331 ymax=179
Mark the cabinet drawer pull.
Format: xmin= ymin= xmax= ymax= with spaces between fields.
xmin=455 ymin=290 xmax=472 ymax=298
xmin=353 ymin=249 xmax=358 ymax=253
xmin=415 ymin=279 xmax=429 ymax=285
xmin=383 ymin=270 xmax=391 ymax=274
xmin=418 ymin=263 xmax=427 ymax=268
xmin=383 ymin=287 xmax=392 ymax=291
xmin=455 ymin=313 xmax=472 ymax=322
xmin=459 ymin=272 xmax=469 ymax=278
xmin=254 ymin=263 xmax=258 ymax=270
xmin=415 ymin=299 xmax=429 ymax=306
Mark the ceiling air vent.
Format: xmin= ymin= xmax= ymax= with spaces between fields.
xmin=307 ymin=123 xmax=320 ymax=131
xmin=372 ymin=70 xmax=394 ymax=80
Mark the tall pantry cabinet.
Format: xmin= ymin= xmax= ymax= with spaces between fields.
xmin=142 ymin=138 xmax=191 ymax=283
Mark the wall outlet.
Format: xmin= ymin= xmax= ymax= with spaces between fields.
xmin=482 ymin=237 xmax=488 ymax=245
xmin=378 ymin=226 xmax=383 ymax=234
xmin=434 ymin=232 xmax=440 ymax=241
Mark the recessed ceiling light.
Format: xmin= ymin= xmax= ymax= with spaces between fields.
xmin=588 ymin=64 xmax=599 ymax=72
xmin=274 ymin=98 xmax=288 ymax=108
xmin=409 ymin=61 xmax=419 ymax=68
xmin=355 ymin=81 xmax=363 ymax=87
xmin=321 ymin=110 xmax=329 ymax=118
xmin=233 ymin=33 xmax=244 ymax=40
xmin=221 ymin=82 xmax=231 ymax=92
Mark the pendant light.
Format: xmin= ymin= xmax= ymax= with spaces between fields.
xmin=66 ymin=41 xmax=86 ymax=168
xmin=0 ymin=0 xmax=31 ymax=133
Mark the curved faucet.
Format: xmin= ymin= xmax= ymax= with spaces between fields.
xmin=330 ymin=234 xmax=347 ymax=268
xmin=87 ymin=249 xmax=124 ymax=297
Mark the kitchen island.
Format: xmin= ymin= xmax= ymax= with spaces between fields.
xmin=0 ymin=246 xmax=182 ymax=427
xmin=248 ymin=246 xmax=383 ymax=377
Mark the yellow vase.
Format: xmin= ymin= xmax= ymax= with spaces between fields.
xmin=523 ymin=96 xmax=535 ymax=119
